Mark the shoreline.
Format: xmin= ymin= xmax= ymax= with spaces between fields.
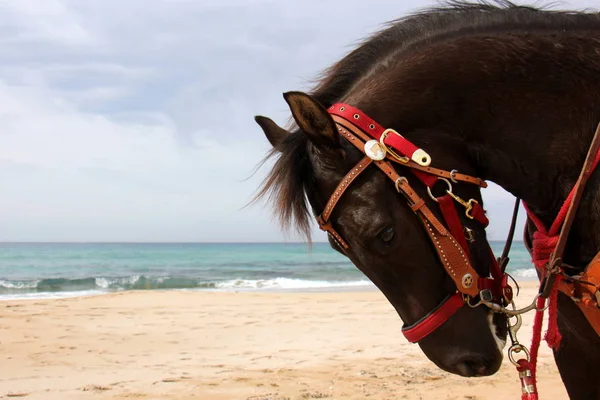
xmin=0 ymin=276 xmax=541 ymax=302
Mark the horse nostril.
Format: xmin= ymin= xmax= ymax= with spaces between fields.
xmin=454 ymin=358 xmax=492 ymax=377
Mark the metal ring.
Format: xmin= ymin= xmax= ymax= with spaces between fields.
xmin=463 ymin=294 xmax=482 ymax=308
xmin=480 ymin=294 xmax=540 ymax=316
xmin=450 ymin=169 xmax=459 ymax=183
xmin=394 ymin=176 xmax=408 ymax=193
xmin=353 ymin=114 xmax=360 ymax=119
xmin=508 ymin=344 xmax=530 ymax=367
xmin=507 ymin=313 xmax=523 ymax=335
xmin=426 ymin=178 xmax=453 ymax=202
xmin=535 ymin=295 xmax=550 ymax=312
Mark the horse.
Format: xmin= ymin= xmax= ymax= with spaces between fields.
xmin=252 ymin=1 xmax=600 ymax=399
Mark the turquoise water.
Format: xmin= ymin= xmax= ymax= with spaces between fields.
xmin=0 ymin=241 xmax=535 ymax=300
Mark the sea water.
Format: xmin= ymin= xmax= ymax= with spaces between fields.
xmin=0 ymin=241 xmax=536 ymax=300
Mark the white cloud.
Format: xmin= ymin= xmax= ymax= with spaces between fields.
xmin=0 ymin=0 xmax=596 ymax=242
xmin=0 ymin=79 xmax=274 ymax=241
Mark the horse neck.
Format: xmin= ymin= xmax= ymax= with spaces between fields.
xmin=466 ymin=119 xmax=600 ymax=269
xmin=340 ymin=28 xmax=600 ymax=268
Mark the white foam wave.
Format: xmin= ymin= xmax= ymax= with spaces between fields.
xmin=0 ymin=279 xmax=39 ymax=289
xmin=95 ymin=275 xmax=141 ymax=289
xmin=214 ymin=278 xmax=373 ymax=290
xmin=513 ymin=268 xmax=538 ymax=278
xmin=0 ymin=290 xmax=105 ymax=301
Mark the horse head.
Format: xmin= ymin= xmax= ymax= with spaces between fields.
xmin=255 ymin=91 xmax=508 ymax=377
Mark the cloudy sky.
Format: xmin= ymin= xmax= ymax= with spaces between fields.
xmin=0 ymin=0 xmax=596 ymax=242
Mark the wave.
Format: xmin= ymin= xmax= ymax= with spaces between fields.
xmin=512 ymin=268 xmax=538 ymax=279
xmin=0 ymin=276 xmax=373 ymax=298
xmin=0 ymin=276 xmax=216 ymax=293
xmin=214 ymin=278 xmax=372 ymax=289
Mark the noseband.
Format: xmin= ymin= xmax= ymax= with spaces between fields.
xmin=316 ymin=103 xmax=512 ymax=343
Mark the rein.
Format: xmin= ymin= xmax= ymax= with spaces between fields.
xmin=317 ymin=103 xmax=600 ymax=399
xmin=514 ymin=123 xmax=600 ymax=399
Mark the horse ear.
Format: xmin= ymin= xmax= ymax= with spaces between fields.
xmin=254 ymin=115 xmax=288 ymax=152
xmin=283 ymin=91 xmax=340 ymax=150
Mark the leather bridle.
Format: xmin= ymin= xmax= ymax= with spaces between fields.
xmin=313 ymin=103 xmax=600 ymax=397
xmin=316 ymin=103 xmax=513 ymax=343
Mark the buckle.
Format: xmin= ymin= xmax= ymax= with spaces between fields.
xmin=426 ymin=178 xmax=479 ymax=219
xmin=479 ymin=289 xmax=493 ymax=302
xmin=380 ymin=128 xmax=431 ymax=166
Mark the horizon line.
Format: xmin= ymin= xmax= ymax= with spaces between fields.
xmin=0 ymin=240 xmax=524 ymax=244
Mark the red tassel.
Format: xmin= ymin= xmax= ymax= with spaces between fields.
xmin=544 ymin=275 xmax=563 ymax=349
xmin=528 ymin=296 xmax=546 ymax=379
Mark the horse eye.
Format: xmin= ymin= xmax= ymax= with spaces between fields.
xmin=378 ymin=227 xmax=395 ymax=243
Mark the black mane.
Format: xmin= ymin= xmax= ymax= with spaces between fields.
xmin=255 ymin=0 xmax=600 ymax=241
xmin=312 ymin=0 xmax=599 ymax=106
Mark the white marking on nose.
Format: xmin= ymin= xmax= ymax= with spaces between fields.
xmin=487 ymin=312 xmax=507 ymax=353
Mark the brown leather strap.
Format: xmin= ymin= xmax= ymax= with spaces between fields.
xmin=332 ymin=115 xmax=373 ymax=143
xmin=405 ymin=162 xmax=487 ymax=188
xmin=373 ymin=158 xmax=481 ymax=297
xmin=320 ymin=156 xmax=373 ymax=222
xmin=542 ymin=123 xmax=600 ymax=297
xmin=333 ymin=124 xmax=481 ymax=297
xmin=553 ymin=122 xmax=600 ymax=266
xmin=556 ymin=251 xmax=600 ymax=336
xmin=333 ymin=116 xmax=486 ymax=187
xmin=316 ymin=215 xmax=349 ymax=249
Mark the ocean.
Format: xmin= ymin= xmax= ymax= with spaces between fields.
xmin=0 ymin=241 xmax=537 ymax=301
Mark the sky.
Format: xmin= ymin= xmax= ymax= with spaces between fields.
xmin=0 ymin=0 xmax=597 ymax=242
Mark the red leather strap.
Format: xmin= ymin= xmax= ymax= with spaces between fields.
xmin=336 ymin=121 xmax=482 ymax=298
xmin=402 ymin=292 xmax=465 ymax=343
xmin=471 ymin=202 xmax=489 ymax=226
xmin=331 ymin=114 xmax=486 ymax=188
xmin=330 ymin=103 xmax=434 ymax=186
xmin=383 ymin=129 xmax=422 ymax=162
xmin=438 ymin=194 xmax=471 ymax=257
xmin=330 ymin=104 xmax=488 ymax=189
xmin=319 ymin=104 xmax=513 ymax=344
xmin=412 ymin=170 xmax=438 ymax=187
xmin=329 ymin=103 xmax=387 ymax=140
xmin=329 ymin=103 xmax=422 ymax=162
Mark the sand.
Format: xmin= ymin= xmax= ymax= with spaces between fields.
xmin=0 ymin=281 xmax=569 ymax=400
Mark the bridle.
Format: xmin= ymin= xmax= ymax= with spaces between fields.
xmin=308 ymin=102 xmax=600 ymax=398
xmin=316 ymin=103 xmax=515 ymax=343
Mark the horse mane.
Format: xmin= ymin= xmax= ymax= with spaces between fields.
xmin=254 ymin=0 xmax=600 ymax=242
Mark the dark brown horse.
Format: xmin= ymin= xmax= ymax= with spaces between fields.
xmin=253 ymin=1 xmax=600 ymax=399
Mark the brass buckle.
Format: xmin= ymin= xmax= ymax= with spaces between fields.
xmin=508 ymin=343 xmax=531 ymax=367
xmin=426 ymin=178 xmax=480 ymax=219
xmin=446 ymin=192 xmax=479 ymax=220
xmin=379 ymin=128 xmax=431 ymax=166
xmin=380 ymin=129 xmax=409 ymax=163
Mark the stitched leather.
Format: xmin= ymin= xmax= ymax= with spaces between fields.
xmin=557 ymin=252 xmax=600 ymax=336
xmin=331 ymin=125 xmax=481 ymax=297
xmin=402 ymin=292 xmax=465 ymax=343
xmin=438 ymin=194 xmax=471 ymax=257
xmin=333 ymin=116 xmax=486 ymax=187
xmin=319 ymin=156 xmax=372 ymax=223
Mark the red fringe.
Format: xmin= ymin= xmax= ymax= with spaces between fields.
xmin=529 ymin=296 xmax=546 ymax=379
xmin=544 ymin=275 xmax=563 ymax=350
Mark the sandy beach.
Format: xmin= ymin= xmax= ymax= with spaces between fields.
xmin=1 ymin=281 xmax=568 ymax=399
